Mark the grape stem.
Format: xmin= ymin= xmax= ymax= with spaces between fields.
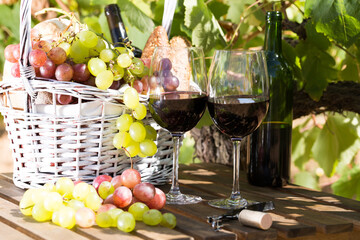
xmin=35 ymin=8 xmax=82 ymax=26
xmin=122 ymin=147 xmax=133 ymax=169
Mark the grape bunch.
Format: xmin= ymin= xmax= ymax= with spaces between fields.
xmin=149 ymin=57 xmax=179 ymax=92
xmin=113 ymin=87 xmax=158 ymax=158
xmin=4 ymin=29 xmax=149 ymax=105
xmin=19 ymin=168 xmax=176 ymax=232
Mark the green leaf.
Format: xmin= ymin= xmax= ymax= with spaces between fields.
xmin=207 ymin=1 xmax=229 ymax=19
xmin=304 ymin=0 xmax=360 ymax=48
xmin=305 ymin=20 xmax=331 ymax=51
xmin=294 ymin=171 xmax=319 ymax=190
xmin=117 ymin=0 xmax=155 ymax=33
xmin=98 ymin=11 xmax=112 ymax=43
xmin=0 ymin=2 xmax=20 ymax=41
xmin=196 ymin=109 xmax=213 ymax=129
xmin=332 ymin=166 xmax=360 ymax=200
xmin=179 ymin=135 xmax=196 ymax=164
xmin=150 ymin=0 xmax=164 ymax=24
xmin=311 ymin=114 xmax=359 ymax=177
xmin=83 ymin=16 xmax=102 ymax=34
xmin=184 ymin=0 xmax=226 ymax=51
xmin=226 ymin=0 xmax=253 ymax=24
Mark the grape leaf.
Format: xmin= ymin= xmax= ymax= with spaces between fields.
xmin=208 ymin=1 xmax=229 ymax=19
xmin=0 ymin=2 xmax=20 ymax=41
xmin=305 ymin=20 xmax=331 ymax=51
xmin=226 ymin=0 xmax=253 ymax=24
xmin=294 ymin=171 xmax=319 ymax=190
xmin=179 ymin=135 xmax=196 ymax=164
xmin=184 ymin=0 xmax=226 ymax=51
xmin=304 ymin=0 xmax=360 ymax=48
xmin=117 ymin=0 xmax=155 ymax=33
xmin=98 ymin=11 xmax=112 ymax=43
xmin=311 ymin=114 xmax=359 ymax=177
xmin=332 ymin=166 xmax=360 ymax=200
xmin=150 ymin=0 xmax=164 ymax=24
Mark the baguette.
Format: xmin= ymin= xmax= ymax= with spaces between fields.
xmin=141 ymin=26 xmax=170 ymax=59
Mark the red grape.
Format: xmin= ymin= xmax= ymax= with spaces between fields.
xmin=55 ymin=63 xmax=74 ymax=81
xmin=104 ymin=193 xmax=115 ymax=205
xmin=33 ymin=40 xmax=51 ymax=53
xmin=48 ymin=47 xmax=67 ymax=65
xmin=4 ymin=44 xmax=17 ymax=63
xmin=72 ymin=63 xmax=90 ymax=82
xmin=29 ymin=49 xmax=47 ymax=68
xmin=163 ymin=75 xmax=179 ymax=91
xmin=97 ymin=204 xmax=117 ymax=214
xmin=74 ymin=180 xmax=84 ymax=185
xmin=120 ymin=169 xmax=141 ymax=189
xmin=11 ymin=63 xmax=20 ymax=78
xmin=111 ymin=176 xmax=122 ymax=189
xmin=93 ymin=175 xmax=112 ymax=191
xmin=56 ymin=94 xmax=73 ymax=105
xmin=113 ymin=186 xmax=132 ymax=208
xmin=13 ymin=44 xmax=20 ymax=61
xmin=132 ymin=80 xmax=143 ymax=93
xmin=133 ymin=183 xmax=155 ymax=203
xmin=149 ymin=76 xmax=159 ymax=90
xmin=39 ymin=59 xmax=56 ymax=78
xmin=146 ymin=188 xmax=166 ymax=209
xmin=159 ymin=58 xmax=172 ymax=71
xmin=34 ymin=67 xmax=41 ymax=77
xmin=109 ymin=80 xmax=121 ymax=90
xmin=83 ymin=76 xmax=96 ymax=87
xmin=141 ymin=77 xmax=149 ymax=94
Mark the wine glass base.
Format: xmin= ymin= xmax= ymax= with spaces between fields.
xmin=166 ymin=193 xmax=202 ymax=205
xmin=208 ymin=198 xmax=248 ymax=209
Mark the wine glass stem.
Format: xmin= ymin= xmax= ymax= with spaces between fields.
xmin=169 ymin=134 xmax=182 ymax=196
xmin=230 ymin=139 xmax=242 ymax=201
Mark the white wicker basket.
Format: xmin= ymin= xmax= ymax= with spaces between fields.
xmin=0 ymin=0 xmax=173 ymax=189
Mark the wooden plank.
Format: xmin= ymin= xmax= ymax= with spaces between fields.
xmin=0 ymin=198 xmax=90 ymax=240
xmin=0 ymin=221 xmax=34 ymax=240
xmin=178 ymin=165 xmax=353 ymax=235
xmin=136 ymin=222 xmax=194 ymax=240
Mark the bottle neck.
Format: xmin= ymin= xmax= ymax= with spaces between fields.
xmin=105 ymin=4 xmax=128 ymax=46
xmin=264 ymin=15 xmax=282 ymax=54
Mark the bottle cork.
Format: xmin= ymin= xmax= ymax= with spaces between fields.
xmin=238 ymin=209 xmax=273 ymax=230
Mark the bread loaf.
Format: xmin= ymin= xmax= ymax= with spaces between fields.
xmin=169 ymin=37 xmax=191 ymax=91
xmin=141 ymin=26 xmax=170 ymax=59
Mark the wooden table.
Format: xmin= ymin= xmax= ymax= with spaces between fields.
xmin=1 ymin=163 xmax=360 ymax=240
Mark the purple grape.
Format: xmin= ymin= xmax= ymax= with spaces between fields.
xmin=153 ymin=71 xmax=159 ymax=77
xmin=55 ymin=63 xmax=74 ymax=81
xmin=109 ymin=80 xmax=121 ymax=90
xmin=149 ymin=76 xmax=160 ymax=90
xmin=39 ymin=59 xmax=56 ymax=78
xmin=57 ymin=94 xmax=73 ymax=105
xmin=162 ymin=75 xmax=179 ymax=91
xmin=73 ymin=63 xmax=90 ymax=82
xmin=159 ymin=58 xmax=172 ymax=71
xmin=161 ymin=69 xmax=172 ymax=78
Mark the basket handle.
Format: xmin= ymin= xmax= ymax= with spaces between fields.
xmin=19 ymin=0 xmax=37 ymax=99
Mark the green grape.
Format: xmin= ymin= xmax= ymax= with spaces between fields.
xmin=69 ymin=40 xmax=90 ymax=63
xmin=32 ymin=202 xmax=52 ymax=222
xmin=52 ymin=210 xmax=60 ymax=225
xmin=100 ymin=49 xmax=115 ymax=62
xmin=115 ymin=47 xmax=127 ymax=54
xmin=129 ymin=122 xmax=146 ymax=142
xmin=90 ymin=38 xmax=106 ymax=57
xmin=113 ymin=131 xmax=132 ymax=149
xmin=58 ymin=206 xmax=76 ymax=229
xmin=112 ymin=65 xmax=125 ymax=81
xmin=117 ymin=212 xmax=136 ymax=232
xmin=96 ymin=212 xmax=113 ymax=228
xmin=73 ymin=182 xmax=90 ymax=201
xmin=133 ymin=103 xmax=147 ymax=120
xmin=137 ymin=152 xmax=147 ymax=158
xmin=143 ymin=209 xmax=162 ymax=226
xmin=58 ymin=42 xmax=71 ymax=56
xmin=107 ymin=208 xmax=124 ymax=227
xmin=88 ymin=185 xmax=97 ymax=194
xmin=66 ymin=199 xmax=85 ymax=211
xmin=140 ymin=139 xmax=157 ymax=157
xmin=124 ymin=87 xmax=139 ymax=109
xmin=88 ymin=57 xmax=107 ymax=76
xmin=44 ymin=192 xmax=63 ymax=212
xmin=19 ymin=194 xmax=34 ymax=216
xmin=128 ymin=202 xmax=149 ymax=221
xmin=31 ymin=188 xmax=48 ymax=204
xmin=124 ymin=141 xmax=140 ymax=157
xmin=116 ymin=114 xmax=133 ymax=132
xmin=85 ymin=192 xmax=102 ymax=211
xmin=161 ymin=213 xmax=177 ymax=229
xmin=78 ymin=30 xmax=98 ymax=48
xmin=96 ymin=70 xmax=114 ymax=90
xmin=56 ymin=177 xmax=74 ymax=199
xmin=117 ymin=53 xmax=132 ymax=68
xmin=145 ymin=125 xmax=157 ymax=141
xmin=130 ymin=58 xmax=144 ymax=76
xmin=98 ymin=181 xmax=115 ymax=199
xmin=43 ymin=182 xmax=56 ymax=192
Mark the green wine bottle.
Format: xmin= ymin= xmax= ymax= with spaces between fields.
xmin=247 ymin=11 xmax=293 ymax=187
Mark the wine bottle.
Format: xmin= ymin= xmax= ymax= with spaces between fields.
xmin=247 ymin=11 xmax=293 ymax=187
xmin=104 ymin=4 xmax=142 ymax=58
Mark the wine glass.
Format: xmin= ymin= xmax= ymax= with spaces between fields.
xmin=207 ymin=50 xmax=269 ymax=209
xmin=148 ymin=46 xmax=207 ymax=204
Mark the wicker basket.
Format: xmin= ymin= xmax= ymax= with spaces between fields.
xmin=0 ymin=0 xmax=173 ymax=189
